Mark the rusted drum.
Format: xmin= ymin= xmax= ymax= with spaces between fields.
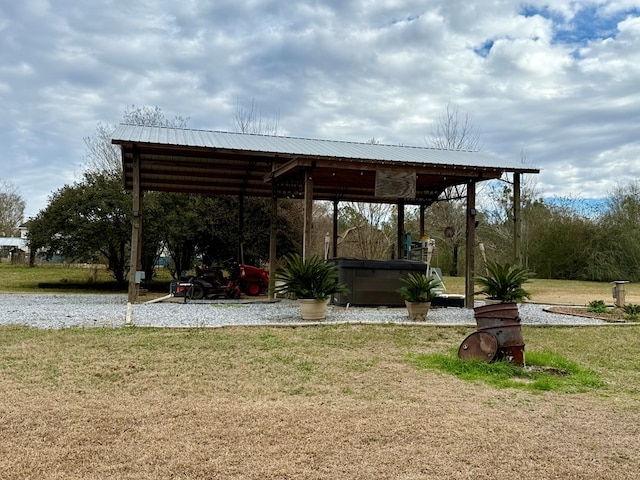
xmin=473 ymin=303 xmax=525 ymax=366
xmin=458 ymin=331 xmax=498 ymax=362
xmin=473 ymin=303 xmax=520 ymax=328
xmin=495 ymin=345 xmax=525 ymax=366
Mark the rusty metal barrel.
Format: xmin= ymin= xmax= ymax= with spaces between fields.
xmin=472 ymin=303 xmax=525 ymax=366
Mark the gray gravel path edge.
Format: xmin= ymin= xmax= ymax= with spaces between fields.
xmin=0 ymin=293 xmax=608 ymax=329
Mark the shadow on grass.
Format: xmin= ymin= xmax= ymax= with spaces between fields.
xmin=35 ymin=280 xmax=172 ymax=293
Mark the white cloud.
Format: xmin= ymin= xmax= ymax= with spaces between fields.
xmin=0 ymin=0 xmax=639 ymax=218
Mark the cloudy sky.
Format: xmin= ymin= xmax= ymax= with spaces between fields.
xmin=2 ymin=0 xmax=639 ymax=219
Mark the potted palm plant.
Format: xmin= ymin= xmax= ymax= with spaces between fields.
xmin=397 ymin=271 xmax=440 ymax=321
xmin=274 ymin=254 xmax=348 ymax=321
xmin=475 ymin=261 xmax=532 ymax=304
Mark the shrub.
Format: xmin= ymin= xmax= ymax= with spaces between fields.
xmin=623 ymin=303 xmax=640 ymax=321
xmin=587 ymin=300 xmax=608 ymax=313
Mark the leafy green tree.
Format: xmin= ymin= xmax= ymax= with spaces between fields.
xmin=79 ymin=103 xmax=303 ymax=282
xmin=149 ymin=193 xmax=209 ymax=278
xmin=27 ymin=173 xmax=131 ymax=284
xmin=196 ymin=196 xmax=303 ymax=268
xmin=82 ymin=106 xmax=191 ymax=280
xmin=588 ymin=181 xmax=640 ymax=281
xmin=525 ymin=200 xmax=597 ymax=280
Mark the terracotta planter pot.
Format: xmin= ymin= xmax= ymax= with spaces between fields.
xmin=405 ymin=300 xmax=431 ymax=321
xmin=482 ymin=298 xmax=504 ymax=306
xmin=298 ymin=298 xmax=329 ymax=321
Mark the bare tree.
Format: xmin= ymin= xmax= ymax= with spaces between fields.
xmin=82 ymin=122 xmax=122 ymax=176
xmin=83 ymin=105 xmax=189 ymax=176
xmin=420 ymin=102 xmax=484 ymax=272
xmin=338 ymin=203 xmax=395 ymax=259
xmin=0 ymin=180 xmax=25 ymax=236
xmin=479 ymin=148 xmax=542 ymax=264
xmin=234 ymin=98 xmax=280 ymax=135
xmin=426 ymin=101 xmax=483 ymax=151
xmin=122 ymin=105 xmax=189 ymax=129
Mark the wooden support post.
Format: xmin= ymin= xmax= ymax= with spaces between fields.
xmin=303 ymin=171 xmax=313 ymax=259
xmin=268 ymin=194 xmax=277 ymax=300
xmin=332 ymin=199 xmax=339 ymax=258
xmin=238 ymin=194 xmax=245 ymax=263
xmin=513 ymin=172 xmax=522 ymax=265
xmin=419 ymin=204 xmax=425 ymax=239
xmin=465 ymin=181 xmax=476 ymax=308
xmin=397 ymin=201 xmax=405 ymax=259
xmin=126 ymin=148 xmax=143 ymax=324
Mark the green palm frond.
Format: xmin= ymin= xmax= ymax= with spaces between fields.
xmin=274 ymin=254 xmax=348 ymax=300
xmin=397 ymin=272 xmax=440 ymax=303
xmin=475 ymin=261 xmax=533 ymax=303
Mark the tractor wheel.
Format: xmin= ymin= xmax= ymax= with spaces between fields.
xmin=190 ymin=283 xmax=205 ymax=300
xmin=245 ymin=282 xmax=262 ymax=296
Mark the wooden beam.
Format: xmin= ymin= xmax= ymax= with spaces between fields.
xmin=265 ymin=157 xmax=508 ymax=183
xmin=264 ymin=158 xmax=304 ymax=182
xmin=332 ymin=199 xmax=339 ymax=258
xmin=303 ymin=171 xmax=313 ymax=259
xmin=268 ymin=194 xmax=277 ymax=300
xmin=397 ymin=201 xmax=405 ymax=259
xmin=238 ymin=194 xmax=245 ymax=263
xmin=513 ymin=172 xmax=522 ymax=264
xmin=465 ymin=181 xmax=476 ymax=308
xmin=126 ymin=147 xmax=143 ymax=323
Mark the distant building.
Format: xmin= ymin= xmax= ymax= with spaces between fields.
xmin=0 ymin=226 xmax=29 ymax=262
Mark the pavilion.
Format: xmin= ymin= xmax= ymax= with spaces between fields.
xmin=112 ymin=124 xmax=538 ymax=311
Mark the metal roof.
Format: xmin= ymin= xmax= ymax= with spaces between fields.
xmin=112 ymin=124 xmax=538 ymax=205
xmin=113 ymin=124 xmax=531 ymax=170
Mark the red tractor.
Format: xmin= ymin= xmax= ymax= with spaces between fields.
xmin=237 ymin=263 xmax=270 ymax=296
xmin=171 ymin=260 xmax=269 ymax=300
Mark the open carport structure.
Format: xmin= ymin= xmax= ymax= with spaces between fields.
xmin=112 ymin=124 xmax=538 ymax=311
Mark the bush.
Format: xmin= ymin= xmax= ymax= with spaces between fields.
xmin=587 ymin=300 xmax=608 ymax=313
xmin=623 ymin=303 xmax=640 ymax=321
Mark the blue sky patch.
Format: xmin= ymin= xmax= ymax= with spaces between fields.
xmin=520 ymin=4 xmax=640 ymax=45
xmin=474 ymin=39 xmax=495 ymax=57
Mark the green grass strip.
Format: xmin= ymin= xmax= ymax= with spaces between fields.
xmin=406 ymin=349 xmax=604 ymax=393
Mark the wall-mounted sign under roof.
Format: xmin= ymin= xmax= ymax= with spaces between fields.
xmin=374 ymin=170 xmax=416 ymax=199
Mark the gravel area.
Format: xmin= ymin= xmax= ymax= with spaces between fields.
xmin=0 ymin=293 xmax=607 ymax=329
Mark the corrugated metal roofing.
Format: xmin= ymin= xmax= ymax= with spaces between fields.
xmin=112 ymin=124 xmax=534 ymax=172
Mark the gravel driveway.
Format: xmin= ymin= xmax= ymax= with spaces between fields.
xmin=0 ymin=293 xmax=606 ymax=329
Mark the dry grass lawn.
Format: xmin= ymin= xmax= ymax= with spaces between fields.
xmin=1 ymin=323 xmax=639 ymax=479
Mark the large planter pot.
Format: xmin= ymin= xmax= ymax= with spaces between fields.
xmin=482 ymin=298 xmax=504 ymax=306
xmin=405 ymin=300 xmax=431 ymax=321
xmin=299 ymin=298 xmax=329 ymax=321
xmin=473 ymin=302 xmax=525 ymax=366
